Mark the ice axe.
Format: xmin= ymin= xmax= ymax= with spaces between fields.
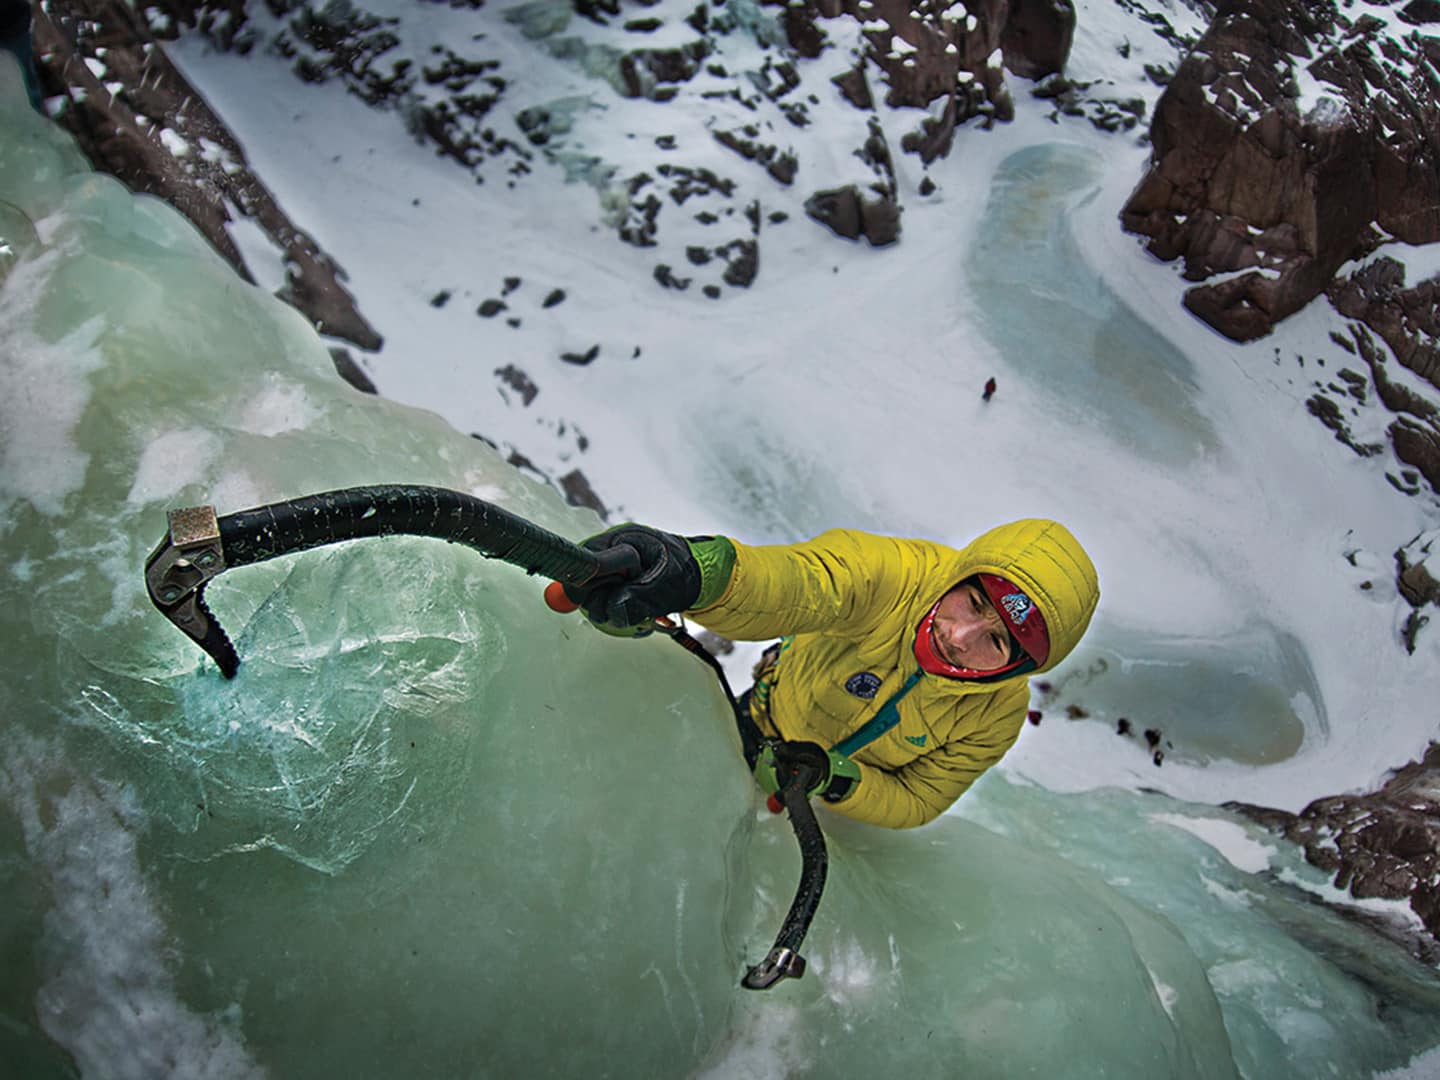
xmin=145 ymin=484 xmax=640 ymax=678
xmin=144 ymin=483 xmax=829 ymax=990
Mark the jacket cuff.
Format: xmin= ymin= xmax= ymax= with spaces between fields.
xmin=686 ymin=536 xmax=737 ymax=611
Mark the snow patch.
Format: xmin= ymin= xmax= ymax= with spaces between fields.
xmin=126 ymin=427 xmax=224 ymax=506
xmin=237 ymin=376 xmax=319 ymax=437
xmin=1376 ymin=1045 xmax=1440 ymax=1080
xmin=694 ymin=1002 xmax=811 ymax=1079
xmin=1149 ymin=813 xmax=1276 ymax=873
xmin=0 ymin=256 xmax=105 ymax=518
xmin=1148 ymin=966 xmax=1180 ymax=1019
xmin=159 ymin=127 xmax=190 ymax=157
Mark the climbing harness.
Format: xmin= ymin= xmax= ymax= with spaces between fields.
xmin=144 ymin=483 xmax=828 ymax=991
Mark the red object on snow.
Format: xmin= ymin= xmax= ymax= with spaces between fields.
xmin=983 ymin=377 xmax=997 ymax=401
xmin=1027 ymin=710 xmax=1042 ymax=725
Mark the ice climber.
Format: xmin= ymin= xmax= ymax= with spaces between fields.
xmin=562 ymin=520 xmax=1100 ymax=829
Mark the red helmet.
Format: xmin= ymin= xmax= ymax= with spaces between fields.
xmin=976 ymin=573 xmax=1049 ymax=667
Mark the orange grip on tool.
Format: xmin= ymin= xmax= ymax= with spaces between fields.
xmin=544 ymin=581 xmax=578 ymax=613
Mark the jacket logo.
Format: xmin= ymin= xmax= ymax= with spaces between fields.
xmin=844 ymin=672 xmax=882 ymax=699
xmin=905 ymin=734 xmax=927 ymax=747
xmin=1001 ymin=591 xmax=1034 ymax=624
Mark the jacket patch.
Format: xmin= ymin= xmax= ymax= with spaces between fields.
xmin=844 ymin=672 xmax=882 ymax=699
xmin=905 ymin=734 xmax=927 ymax=747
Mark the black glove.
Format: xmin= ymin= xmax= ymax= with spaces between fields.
xmin=568 ymin=525 xmax=702 ymax=629
xmin=757 ymin=740 xmax=861 ymax=803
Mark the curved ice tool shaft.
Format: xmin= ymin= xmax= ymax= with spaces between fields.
xmin=742 ymin=761 xmax=828 ymax=990
xmin=144 ymin=484 xmax=639 ymax=678
xmin=543 ymin=579 xmax=833 ymax=991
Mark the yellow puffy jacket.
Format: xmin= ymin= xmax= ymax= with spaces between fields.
xmin=691 ymin=520 xmax=1099 ymax=829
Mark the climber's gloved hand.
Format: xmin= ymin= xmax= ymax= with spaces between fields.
xmin=561 ymin=525 xmax=736 ymax=633
xmin=754 ymin=740 xmax=861 ymax=804
xmin=574 ymin=525 xmax=697 ymax=630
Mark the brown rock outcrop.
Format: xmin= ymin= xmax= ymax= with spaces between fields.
xmin=1331 ymin=259 xmax=1440 ymax=395
xmin=1395 ymin=529 xmax=1440 ymax=651
xmin=1328 ymin=261 xmax=1440 ymax=494
xmin=771 ymin=0 xmax=1075 ymax=162
xmin=1397 ymin=533 xmax=1440 ymax=608
xmin=1000 ymin=0 xmax=1075 ymax=82
xmin=804 ymin=184 xmax=900 ymax=246
xmin=1120 ymin=0 xmax=1440 ymax=344
xmin=1230 ymin=742 xmax=1440 ymax=962
xmin=1393 ymin=529 xmax=1440 ymax=656
xmin=34 ymin=0 xmax=382 ymax=350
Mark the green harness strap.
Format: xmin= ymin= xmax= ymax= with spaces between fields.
xmin=830 ymin=669 xmax=924 ymax=758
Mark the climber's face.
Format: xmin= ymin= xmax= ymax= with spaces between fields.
xmin=930 ymin=581 xmax=1014 ymax=673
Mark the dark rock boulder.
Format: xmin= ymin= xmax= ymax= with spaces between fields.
xmin=1390 ymin=417 xmax=1440 ymax=498
xmin=330 ymin=347 xmax=377 ymax=394
xmin=494 ymin=364 xmax=539 ymax=406
xmin=721 ymin=239 xmax=759 ymax=287
xmin=804 ymin=186 xmax=864 ymax=241
xmin=1330 ymin=259 xmax=1440 ymax=395
xmin=1000 ymin=0 xmax=1075 ymax=82
xmin=804 ymin=185 xmax=900 ymax=246
xmin=830 ymin=62 xmax=873 ymax=110
xmin=1328 ymin=261 xmax=1440 ymax=494
xmin=859 ymin=191 xmax=902 ymax=247
xmin=802 ymin=117 xmax=901 ymax=243
xmin=617 ymin=39 xmax=711 ymax=100
xmin=712 ymin=128 xmax=798 ymax=186
xmin=1121 ymin=0 xmax=1440 ymax=343
xmin=1395 ymin=530 xmax=1439 ymax=651
xmin=558 ymin=468 xmax=607 ymax=518
xmin=1230 ymin=741 xmax=1440 ymax=962
xmin=1397 ymin=531 xmax=1440 ymax=607
xmin=770 ymin=0 xmax=1075 ymax=161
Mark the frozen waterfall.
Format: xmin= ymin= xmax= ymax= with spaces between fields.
xmin=3 ymin=56 xmax=1440 ymax=1080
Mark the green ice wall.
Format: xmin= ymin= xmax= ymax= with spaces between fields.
xmin=4 ymin=55 xmax=1438 ymax=1080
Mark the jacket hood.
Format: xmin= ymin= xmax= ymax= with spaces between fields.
xmin=909 ymin=519 xmax=1099 ymax=681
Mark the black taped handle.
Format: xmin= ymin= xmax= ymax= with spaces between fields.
xmin=218 ymin=485 xmax=600 ymax=584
